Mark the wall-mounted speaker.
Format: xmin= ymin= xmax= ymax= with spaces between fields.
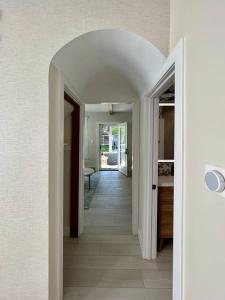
xmin=205 ymin=170 xmax=225 ymax=193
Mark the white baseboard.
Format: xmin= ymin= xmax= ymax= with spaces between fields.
xmin=138 ymin=228 xmax=144 ymax=258
xmin=64 ymin=226 xmax=70 ymax=236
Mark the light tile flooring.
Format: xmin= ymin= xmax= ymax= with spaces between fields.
xmin=64 ymin=171 xmax=172 ymax=300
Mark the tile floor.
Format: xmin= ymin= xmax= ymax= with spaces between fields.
xmin=64 ymin=171 xmax=172 ymax=300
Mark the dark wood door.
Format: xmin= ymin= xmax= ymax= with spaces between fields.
xmin=64 ymin=92 xmax=80 ymax=238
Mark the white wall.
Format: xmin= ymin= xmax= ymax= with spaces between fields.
xmin=85 ymin=111 xmax=132 ymax=173
xmin=171 ymin=1 xmax=225 ymax=299
xmin=0 ymin=1 xmax=169 ymax=299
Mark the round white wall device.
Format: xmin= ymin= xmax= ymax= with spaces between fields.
xmin=205 ymin=170 xmax=225 ymax=193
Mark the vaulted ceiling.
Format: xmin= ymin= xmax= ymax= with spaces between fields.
xmin=52 ymin=29 xmax=165 ymax=103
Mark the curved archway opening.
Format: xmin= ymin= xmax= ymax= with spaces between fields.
xmin=52 ymin=29 xmax=165 ymax=102
xmin=49 ymin=29 xmax=165 ymax=300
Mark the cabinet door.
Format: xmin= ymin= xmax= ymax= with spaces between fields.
xmin=158 ymin=187 xmax=174 ymax=239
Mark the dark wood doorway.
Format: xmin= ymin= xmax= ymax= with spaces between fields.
xmin=64 ymin=92 xmax=80 ymax=238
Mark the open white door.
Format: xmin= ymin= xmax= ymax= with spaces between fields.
xmin=118 ymin=122 xmax=128 ymax=176
xmin=151 ymin=99 xmax=159 ymax=259
xmin=140 ymin=98 xmax=158 ymax=259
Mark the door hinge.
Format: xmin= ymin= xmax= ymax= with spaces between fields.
xmin=152 ymin=184 xmax=157 ymax=190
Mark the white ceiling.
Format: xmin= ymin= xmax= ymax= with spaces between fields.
xmin=85 ymin=103 xmax=132 ymax=113
xmin=53 ymin=29 xmax=165 ymax=103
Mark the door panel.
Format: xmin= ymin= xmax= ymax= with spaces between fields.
xmin=151 ymin=99 xmax=159 ymax=258
xmin=70 ymin=106 xmax=80 ymax=237
xmin=118 ymin=122 xmax=128 ymax=176
xmin=140 ymin=98 xmax=158 ymax=259
xmin=64 ymin=92 xmax=80 ymax=238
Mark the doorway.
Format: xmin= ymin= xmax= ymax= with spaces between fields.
xmin=99 ymin=123 xmax=119 ymax=170
xmin=83 ymin=104 xmax=132 ymax=212
xmin=98 ymin=122 xmax=129 ymax=175
xmin=64 ymin=102 xmax=148 ymax=296
xmin=49 ymin=31 xmax=184 ymax=300
xmin=157 ymin=85 xmax=175 ymax=252
xmin=147 ymin=40 xmax=184 ymax=300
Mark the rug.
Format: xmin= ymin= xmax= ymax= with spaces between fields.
xmin=84 ymin=172 xmax=99 ymax=209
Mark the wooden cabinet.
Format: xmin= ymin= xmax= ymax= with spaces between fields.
xmin=157 ymin=186 xmax=174 ymax=251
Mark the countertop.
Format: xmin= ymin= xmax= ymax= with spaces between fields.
xmin=158 ymin=176 xmax=174 ymax=187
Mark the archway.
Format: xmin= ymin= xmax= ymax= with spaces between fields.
xmin=49 ymin=29 xmax=165 ymax=300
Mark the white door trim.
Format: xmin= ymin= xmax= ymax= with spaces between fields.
xmin=142 ymin=39 xmax=184 ymax=300
xmin=140 ymin=97 xmax=155 ymax=258
xmin=151 ymin=98 xmax=159 ymax=260
xmin=118 ymin=122 xmax=128 ymax=176
xmin=49 ymin=67 xmax=85 ymax=300
xmin=64 ymin=82 xmax=85 ymax=238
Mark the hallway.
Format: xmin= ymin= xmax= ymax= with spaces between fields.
xmin=63 ymin=171 xmax=172 ymax=300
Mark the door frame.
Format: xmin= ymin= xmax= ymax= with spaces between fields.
xmin=96 ymin=122 xmax=119 ymax=171
xmin=49 ymin=65 xmax=85 ymax=300
xmin=118 ymin=122 xmax=128 ymax=176
xmin=64 ymin=84 xmax=85 ymax=238
xmin=142 ymin=39 xmax=184 ymax=300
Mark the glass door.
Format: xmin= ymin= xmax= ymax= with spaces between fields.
xmin=99 ymin=124 xmax=119 ymax=170
xmin=118 ymin=122 xmax=128 ymax=176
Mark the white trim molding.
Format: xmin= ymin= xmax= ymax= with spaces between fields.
xmin=49 ymin=64 xmax=85 ymax=300
xmin=142 ymin=39 xmax=185 ymax=300
xmin=64 ymin=81 xmax=85 ymax=237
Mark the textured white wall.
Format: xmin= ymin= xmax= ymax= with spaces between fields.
xmin=0 ymin=1 xmax=169 ymax=299
xmin=171 ymin=0 xmax=225 ymax=299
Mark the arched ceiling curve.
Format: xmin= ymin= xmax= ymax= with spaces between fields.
xmin=52 ymin=29 xmax=165 ymax=103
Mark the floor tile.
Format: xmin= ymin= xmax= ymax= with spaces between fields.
xmin=64 ymin=255 xmax=158 ymax=270
xmin=143 ymin=270 xmax=172 ymax=288
xmin=64 ymin=269 xmax=144 ymax=288
xmin=64 ymin=243 xmax=100 ymax=255
xmin=64 ymin=287 xmax=172 ymax=300
xmin=99 ymin=243 xmax=141 ymax=256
